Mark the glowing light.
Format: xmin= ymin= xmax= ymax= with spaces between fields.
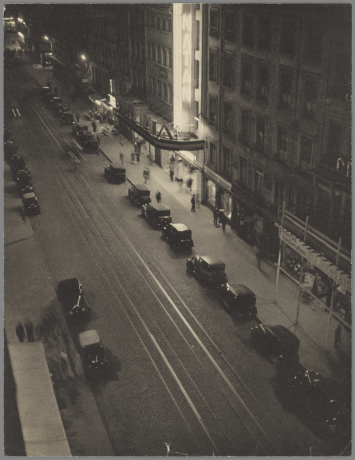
xmin=81 ymin=54 xmax=86 ymax=61
xmin=43 ymin=35 xmax=49 ymax=40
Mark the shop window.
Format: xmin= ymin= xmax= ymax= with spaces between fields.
xmin=209 ymin=48 xmax=219 ymax=83
xmin=255 ymin=168 xmax=264 ymax=195
xmin=278 ymin=67 xmax=293 ymax=110
xmin=242 ymin=13 xmax=255 ymax=47
xmin=255 ymin=116 xmax=266 ymax=153
xmin=258 ymin=14 xmax=272 ymax=50
xmin=279 ymin=18 xmax=297 ymax=56
xmin=224 ymin=10 xmax=237 ymax=42
xmin=223 ymin=102 xmax=233 ymax=133
xmin=208 ymin=96 xmax=218 ymax=127
xmin=256 ymin=62 xmax=269 ymax=102
xmin=240 ymin=157 xmax=248 ymax=186
xmin=302 ymin=76 xmax=318 ymax=120
xmin=300 ymin=136 xmax=313 ymax=166
xmin=304 ymin=21 xmax=322 ymax=65
xmin=222 ymin=146 xmax=231 ymax=175
xmin=210 ymin=8 xmax=219 ymax=38
xmin=241 ymin=57 xmax=252 ymax=96
xmin=240 ymin=109 xmax=251 ymax=145
xmin=277 ymin=125 xmax=288 ymax=161
xmin=325 ymin=121 xmax=342 ymax=169
xmin=222 ymin=54 xmax=233 ymax=89
xmin=209 ymin=142 xmax=217 ymax=164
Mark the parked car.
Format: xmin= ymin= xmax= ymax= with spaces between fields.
xmin=128 ymin=183 xmax=151 ymax=207
xmin=250 ymin=324 xmax=300 ymax=362
xmin=16 ymin=169 xmax=32 ymax=190
xmin=41 ymin=86 xmax=52 ymax=101
xmin=20 ymin=184 xmax=35 ymax=197
xmin=4 ymin=141 xmax=19 ymax=162
xmin=58 ymin=103 xmax=70 ymax=114
xmin=50 ymin=96 xmax=63 ymax=111
xmin=72 ymin=122 xmax=89 ymax=138
xmin=141 ymin=203 xmax=172 ymax=228
xmin=277 ymin=369 xmax=351 ymax=438
xmin=162 ymin=223 xmax=193 ymax=249
xmin=82 ymin=132 xmax=100 ymax=153
xmin=10 ymin=154 xmax=27 ymax=177
xmin=186 ymin=252 xmax=228 ymax=287
xmin=22 ymin=191 xmax=40 ymax=216
xmin=57 ymin=277 xmax=91 ymax=320
xmin=79 ymin=330 xmax=106 ymax=374
xmin=62 ymin=111 xmax=74 ymax=125
xmin=218 ymin=283 xmax=257 ymax=319
xmin=104 ymin=163 xmax=126 ymax=184
xmin=4 ymin=127 xmax=12 ymax=142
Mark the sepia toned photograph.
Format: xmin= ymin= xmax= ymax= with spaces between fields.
xmin=4 ymin=3 xmax=351 ymax=457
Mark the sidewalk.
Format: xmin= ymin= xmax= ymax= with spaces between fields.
xmin=23 ymin=57 xmax=351 ymax=386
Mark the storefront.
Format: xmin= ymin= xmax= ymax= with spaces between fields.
xmin=277 ymin=227 xmax=352 ymax=326
xmin=204 ymin=166 xmax=232 ymax=220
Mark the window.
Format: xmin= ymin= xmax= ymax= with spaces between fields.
xmin=223 ymin=102 xmax=233 ymax=132
xmin=209 ymin=142 xmax=216 ymax=164
xmin=222 ymin=146 xmax=231 ymax=174
xmin=157 ymin=45 xmax=162 ymax=64
xmin=277 ymin=126 xmax=288 ymax=155
xmin=152 ymin=43 xmax=156 ymax=62
xmin=222 ymin=54 xmax=233 ymax=89
xmin=258 ymin=15 xmax=272 ymax=50
xmin=224 ymin=10 xmax=237 ymax=42
xmin=162 ymin=82 xmax=168 ymax=101
xmin=278 ymin=67 xmax=293 ymax=110
xmin=304 ymin=21 xmax=322 ymax=65
xmin=166 ymin=18 xmax=172 ymax=33
xmin=208 ymin=96 xmax=218 ymax=126
xmin=280 ymin=18 xmax=297 ymax=56
xmin=210 ymin=8 xmax=219 ymax=38
xmin=255 ymin=168 xmax=264 ymax=195
xmin=157 ymin=80 xmax=162 ymax=99
xmin=152 ymin=77 xmax=157 ymax=95
xmin=168 ymin=48 xmax=173 ymax=69
xmin=209 ymin=48 xmax=218 ymax=83
xmin=242 ymin=13 xmax=255 ymax=47
xmin=302 ymin=76 xmax=318 ymax=119
xmin=257 ymin=62 xmax=269 ymax=102
xmin=325 ymin=121 xmax=342 ymax=168
xmin=149 ymin=14 xmax=155 ymax=29
xmin=241 ymin=58 xmax=252 ymax=96
xmin=255 ymin=116 xmax=266 ymax=152
xmin=163 ymin=47 xmax=167 ymax=67
xmin=240 ymin=109 xmax=251 ymax=144
xmin=300 ymin=136 xmax=313 ymax=166
xmin=240 ymin=157 xmax=248 ymax=186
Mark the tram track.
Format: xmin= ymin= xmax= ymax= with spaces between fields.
xmin=10 ymin=83 xmax=282 ymax=455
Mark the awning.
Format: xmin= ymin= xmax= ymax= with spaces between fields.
xmin=115 ymin=111 xmax=205 ymax=151
xmin=89 ymin=93 xmax=106 ymax=104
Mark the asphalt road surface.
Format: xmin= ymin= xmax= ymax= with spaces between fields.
xmin=4 ymin=65 xmax=345 ymax=456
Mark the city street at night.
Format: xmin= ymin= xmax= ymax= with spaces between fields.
xmin=4 ymin=4 xmax=351 ymax=457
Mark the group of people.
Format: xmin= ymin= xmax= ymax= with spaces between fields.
xmin=15 ymin=320 xmax=35 ymax=342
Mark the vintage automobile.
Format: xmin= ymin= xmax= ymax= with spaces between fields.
xmin=186 ymin=251 xmax=228 ymax=287
xmin=79 ymin=330 xmax=106 ymax=374
xmin=4 ymin=128 xmax=12 ymax=142
xmin=10 ymin=154 xmax=27 ymax=177
xmin=72 ymin=122 xmax=89 ymax=138
xmin=58 ymin=103 xmax=70 ymax=114
xmin=162 ymin=223 xmax=193 ymax=249
xmin=218 ymin=283 xmax=257 ymax=319
xmin=104 ymin=163 xmax=126 ymax=184
xmin=250 ymin=323 xmax=300 ymax=362
xmin=4 ymin=141 xmax=19 ymax=162
xmin=50 ymin=96 xmax=64 ymax=111
xmin=20 ymin=184 xmax=35 ymax=197
xmin=141 ymin=203 xmax=172 ymax=228
xmin=82 ymin=132 xmax=100 ymax=153
xmin=56 ymin=277 xmax=91 ymax=320
xmin=16 ymin=169 xmax=32 ymax=190
xmin=41 ymin=86 xmax=52 ymax=101
xmin=22 ymin=192 xmax=40 ymax=216
xmin=62 ymin=111 xmax=75 ymax=125
xmin=128 ymin=183 xmax=151 ymax=207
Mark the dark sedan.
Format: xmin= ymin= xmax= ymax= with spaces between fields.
xmin=250 ymin=324 xmax=300 ymax=362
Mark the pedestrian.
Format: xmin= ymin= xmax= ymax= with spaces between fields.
xmin=191 ymin=194 xmax=196 ymax=212
xmin=254 ymin=244 xmax=261 ymax=270
xmin=24 ymin=320 xmax=34 ymax=342
xmin=15 ymin=321 xmax=25 ymax=342
xmin=76 ymin=112 xmax=80 ymax=123
xmin=92 ymin=120 xmax=97 ymax=133
xmin=136 ymin=152 xmax=140 ymax=163
xmin=186 ymin=177 xmax=193 ymax=192
xmin=221 ymin=213 xmax=226 ymax=232
xmin=213 ymin=207 xmax=218 ymax=226
xmin=54 ymin=87 xmax=58 ymax=97
xmin=131 ymin=152 xmax=136 ymax=163
xmin=334 ymin=324 xmax=342 ymax=350
xmin=170 ymin=169 xmax=174 ymax=182
xmin=143 ymin=168 xmax=148 ymax=184
xmin=178 ymin=179 xmax=183 ymax=192
xmin=156 ymin=190 xmax=161 ymax=203
xmin=119 ymin=151 xmax=124 ymax=165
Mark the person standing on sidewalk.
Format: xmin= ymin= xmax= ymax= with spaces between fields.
xmin=169 ymin=168 xmax=174 ymax=182
xmin=76 ymin=112 xmax=80 ymax=123
xmin=213 ymin=207 xmax=218 ymax=226
xmin=191 ymin=195 xmax=196 ymax=212
xmin=25 ymin=320 xmax=35 ymax=342
xmin=119 ymin=151 xmax=124 ymax=165
xmin=156 ymin=191 xmax=161 ymax=203
xmin=221 ymin=213 xmax=226 ymax=232
xmin=15 ymin=321 xmax=25 ymax=342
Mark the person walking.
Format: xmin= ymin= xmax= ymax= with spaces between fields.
xmin=136 ymin=152 xmax=140 ymax=163
xmin=254 ymin=244 xmax=262 ymax=270
xmin=119 ymin=151 xmax=124 ymax=165
xmin=334 ymin=324 xmax=342 ymax=350
xmin=76 ymin=112 xmax=80 ymax=123
xmin=15 ymin=321 xmax=25 ymax=342
xmin=213 ymin=207 xmax=218 ymax=226
xmin=156 ymin=190 xmax=161 ymax=203
xmin=92 ymin=120 xmax=97 ymax=133
xmin=191 ymin=195 xmax=196 ymax=212
xmin=221 ymin=213 xmax=226 ymax=232
xmin=25 ymin=320 xmax=35 ymax=342
xmin=186 ymin=177 xmax=193 ymax=193
xmin=169 ymin=168 xmax=174 ymax=182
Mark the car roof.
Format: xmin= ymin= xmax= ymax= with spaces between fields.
xmin=265 ymin=325 xmax=300 ymax=347
xmin=171 ymin=223 xmax=190 ymax=231
xmin=52 ymin=96 xmax=62 ymax=100
xmin=135 ymin=184 xmax=150 ymax=191
xmin=76 ymin=123 xmax=88 ymax=129
xmin=151 ymin=203 xmax=170 ymax=211
xmin=228 ymin=284 xmax=255 ymax=297
xmin=63 ymin=111 xmax=73 ymax=115
xmin=79 ymin=330 xmax=101 ymax=347
xmin=23 ymin=192 xmax=36 ymax=199
xmin=200 ymin=255 xmax=225 ymax=266
xmin=110 ymin=162 xmax=126 ymax=171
